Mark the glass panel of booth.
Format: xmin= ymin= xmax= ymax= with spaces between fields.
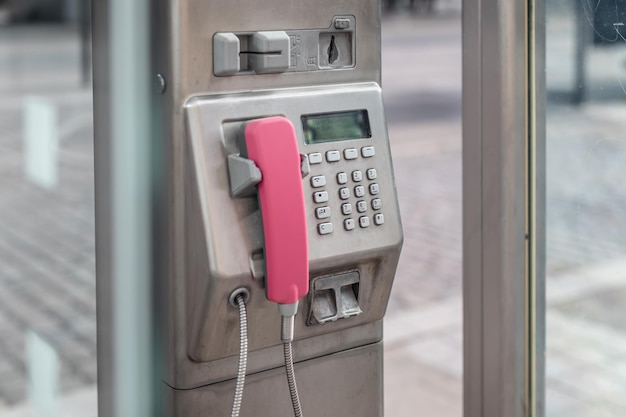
xmin=544 ymin=0 xmax=626 ymax=415
xmin=381 ymin=4 xmax=462 ymax=417
xmin=0 ymin=2 xmax=98 ymax=415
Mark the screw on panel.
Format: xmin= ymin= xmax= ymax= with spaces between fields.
xmin=156 ymin=73 xmax=166 ymax=94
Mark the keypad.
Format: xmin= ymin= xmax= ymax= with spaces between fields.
xmin=308 ymin=144 xmax=385 ymax=235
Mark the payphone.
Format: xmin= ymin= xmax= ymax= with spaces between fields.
xmin=150 ymin=1 xmax=403 ymax=416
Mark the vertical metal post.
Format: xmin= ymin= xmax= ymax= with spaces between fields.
xmin=93 ymin=0 xmax=154 ymax=415
xmin=463 ymin=0 xmax=544 ymax=415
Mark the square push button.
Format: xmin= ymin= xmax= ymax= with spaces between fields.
xmin=344 ymin=218 xmax=355 ymax=230
xmin=359 ymin=216 xmax=370 ymax=228
xmin=313 ymin=191 xmax=329 ymax=203
xmin=310 ymin=175 xmax=326 ymax=188
xmin=361 ymin=146 xmax=375 ymax=158
xmin=316 ymin=207 xmax=331 ymax=219
xmin=318 ymin=222 xmax=334 ymax=235
xmin=344 ymin=148 xmax=358 ymax=160
xmin=308 ymin=153 xmax=323 ymax=164
xmin=326 ymin=150 xmax=341 ymax=162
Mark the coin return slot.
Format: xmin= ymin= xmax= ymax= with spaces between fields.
xmin=308 ymin=271 xmax=362 ymax=325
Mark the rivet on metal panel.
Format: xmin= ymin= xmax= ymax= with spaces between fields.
xmin=156 ymin=73 xmax=166 ymax=94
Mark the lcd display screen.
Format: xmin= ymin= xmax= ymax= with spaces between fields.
xmin=302 ymin=110 xmax=371 ymax=144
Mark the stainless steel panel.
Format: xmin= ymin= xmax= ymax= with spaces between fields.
xmin=173 ymin=83 xmax=401 ymax=387
xmin=165 ymin=342 xmax=384 ymax=417
xmin=149 ymin=0 xmax=387 ymax=392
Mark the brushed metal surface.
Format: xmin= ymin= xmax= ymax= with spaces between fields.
xmin=183 ymin=83 xmax=402 ymax=365
xmin=462 ymin=0 xmax=533 ymax=416
xmin=165 ymin=342 xmax=384 ymax=417
xmin=147 ymin=0 xmax=399 ymax=401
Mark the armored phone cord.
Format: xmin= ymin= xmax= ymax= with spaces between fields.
xmin=281 ymin=312 xmax=303 ymax=417
xmin=230 ymin=294 xmax=248 ymax=417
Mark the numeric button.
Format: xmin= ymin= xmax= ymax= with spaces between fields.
xmin=341 ymin=203 xmax=353 ymax=215
xmin=352 ymin=170 xmax=363 ymax=182
xmin=310 ymin=175 xmax=326 ymax=188
xmin=359 ymin=216 xmax=370 ymax=228
xmin=354 ymin=185 xmax=365 ymax=198
xmin=337 ymin=172 xmax=348 ymax=184
xmin=313 ymin=191 xmax=329 ymax=203
xmin=339 ymin=187 xmax=350 ymax=200
xmin=357 ymin=201 xmax=367 ymax=213
xmin=369 ymin=183 xmax=380 ymax=195
xmin=366 ymin=168 xmax=377 ymax=180
xmin=371 ymin=198 xmax=382 ymax=210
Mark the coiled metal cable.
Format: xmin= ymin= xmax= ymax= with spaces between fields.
xmin=281 ymin=315 xmax=303 ymax=417
xmin=230 ymin=294 xmax=248 ymax=417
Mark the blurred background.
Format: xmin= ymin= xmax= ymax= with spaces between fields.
xmin=545 ymin=1 xmax=626 ymax=416
xmin=2 ymin=0 xmax=625 ymax=416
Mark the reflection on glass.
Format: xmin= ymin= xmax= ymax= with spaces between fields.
xmin=0 ymin=4 xmax=96 ymax=415
xmin=546 ymin=1 xmax=626 ymax=415
xmin=382 ymin=5 xmax=462 ymax=417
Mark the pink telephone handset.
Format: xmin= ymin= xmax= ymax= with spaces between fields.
xmin=244 ymin=117 xmax=309 ymax=306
